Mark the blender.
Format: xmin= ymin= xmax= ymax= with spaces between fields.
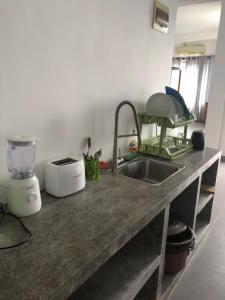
xmin=7 ymin=136 xmax=41 ymax=217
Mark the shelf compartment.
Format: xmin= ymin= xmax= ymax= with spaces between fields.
xmin=69 ymin=211 xmax=165 ymax=300
xmin=169 ymin=177 xmax=200 ymax=229
xmin=134 ymin=267 xmax=159 ymax=300
xmin=162 ymin=245 xmax=194 ymax=298
xmin=161 ymin=178 xmax=200 ymax=299
xmin=197 ymin=192 xmax=214 ymax=214
xmin=161 ymin=160 xmax=219 ymax=299
xmin=195 ymin=197 xmax=213 ymax=246
xmin=201 ymin=160 xmax=219 ymax=187
xmin=162 ymin=243 xmax=199 ymax=300
xmin=162 ymin=270 xmax=183 ymax=300
xmin=195 ymin=220 xmax=210 ymax=245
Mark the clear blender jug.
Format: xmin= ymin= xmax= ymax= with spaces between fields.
xmin=7 ymin=136 xmax=38 ymax=179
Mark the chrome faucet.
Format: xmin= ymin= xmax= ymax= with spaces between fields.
xmin=112 ymin=100 xmax=142 ymax=175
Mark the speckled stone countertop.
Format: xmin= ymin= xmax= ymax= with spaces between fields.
xmin=0 ymin=148 xmax=221 ymax=300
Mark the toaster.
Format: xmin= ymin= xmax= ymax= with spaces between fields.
xmin=45 ymin=157 xmax=86 ymax=197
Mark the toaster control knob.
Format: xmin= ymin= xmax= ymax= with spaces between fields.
xmin=28 ymin=192 xmax=37 ymax=202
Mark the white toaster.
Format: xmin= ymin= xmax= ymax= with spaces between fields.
xmin=45 ymin=157 xmax=86 ymax=197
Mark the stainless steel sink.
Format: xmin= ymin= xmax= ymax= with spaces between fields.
xmin=118 ymin=157 xmax=185 ymax=185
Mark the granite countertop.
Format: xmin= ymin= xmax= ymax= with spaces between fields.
xmin=0 ymin=148 xmax=221 ymax=300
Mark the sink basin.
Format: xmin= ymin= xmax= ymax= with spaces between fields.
xmin=118 ymin=157 xmax=184 ymax=185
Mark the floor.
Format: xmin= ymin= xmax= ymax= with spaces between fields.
xmin=168 ymin=161 xmax=225 ymax=300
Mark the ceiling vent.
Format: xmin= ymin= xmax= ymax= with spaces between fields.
xmin=176 ymin=44 xmax=206 ymax=56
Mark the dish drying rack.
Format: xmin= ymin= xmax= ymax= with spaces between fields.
xmin=138 ymin=113 xmax=196 ymax=160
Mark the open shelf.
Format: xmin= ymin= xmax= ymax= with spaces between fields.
xmin=69 ymin=211 xmax=164 ymax=300
xmin=162 ymin=248 xmax=195 ymax=299
xmin=195 ymin=220 xmax=210 ymax=244
xmin=162 ymin=269 xmax=183 ymax=299
xmin=161 ymin=161 xmax=219 ymax=299
xmin=194 ymin=159 xmax=218 ymax=246
xmin=134 ymin=267 xmax=159 ymax=300
xmin=195 ymin=196 xmax=213 ymax=246
xmin=201 ymin=160 xmax=219 ymax=188
xmin=197 ymin=192 xmax=214 ymax=214
xmin=161 ymin=178 xmax=200 ymax=299
xmin=70 ymin=235 xmax=160 ymax=300
xmin=169 ymin=178 xmax=199 ymax=229
xmin=162 ymin=248 xmax=195 ymax=300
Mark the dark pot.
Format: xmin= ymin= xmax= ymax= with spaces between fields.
xmin=191 ymin=130 xmax=205 ymax=150
xmin=165 ymin=226 xmax=196 ymax=274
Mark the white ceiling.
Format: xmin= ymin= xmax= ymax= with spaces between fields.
xmin=176 ymin=1 xmax=222 ymax=35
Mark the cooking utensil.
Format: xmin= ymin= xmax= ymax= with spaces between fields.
xmin=86 ymin=137 xmax=91 ymax=158
xmin=94 ymin=148 xmax=102 ymax=160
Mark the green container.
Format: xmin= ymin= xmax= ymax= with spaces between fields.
xmin=84 ymin=159 xmax=100 ymax=180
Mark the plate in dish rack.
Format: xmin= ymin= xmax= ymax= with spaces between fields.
xmin=146 ymin=93 xmax=183 ymax=118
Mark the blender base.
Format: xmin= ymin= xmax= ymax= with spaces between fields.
xmin=8 ymin=175 xmax=41 ymax=217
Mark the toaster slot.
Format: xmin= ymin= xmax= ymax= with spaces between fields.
xmin=52 ymin=158 xmax=77 ymax=166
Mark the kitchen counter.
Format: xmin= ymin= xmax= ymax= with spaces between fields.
xmin=0 ymin=148 xmax=221 ymax=300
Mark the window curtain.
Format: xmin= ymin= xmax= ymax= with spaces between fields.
xmin=172 ymin=56 xmax=214 ymax=122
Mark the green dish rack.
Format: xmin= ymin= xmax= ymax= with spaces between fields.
xmin=138 ymin=113 xmax=196 ymax=160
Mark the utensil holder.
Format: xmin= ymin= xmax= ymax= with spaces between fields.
xmin=84 ymin=159 xmax=100 ymax=180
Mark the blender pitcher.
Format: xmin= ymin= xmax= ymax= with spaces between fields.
xmin=7 ymin=137 xmax=38 ymax=179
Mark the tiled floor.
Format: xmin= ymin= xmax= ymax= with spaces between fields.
xmin=168 ymin=161 xmax=225 ymax=300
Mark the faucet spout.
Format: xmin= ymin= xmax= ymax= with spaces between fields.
xmin=112 ymin=100 xmax=141 ymax=175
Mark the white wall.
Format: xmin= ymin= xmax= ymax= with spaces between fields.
xmin=205 ymin=0 xmax=225 ymax=152
xmin=0 ymin=0 xmax=178 ymax=196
